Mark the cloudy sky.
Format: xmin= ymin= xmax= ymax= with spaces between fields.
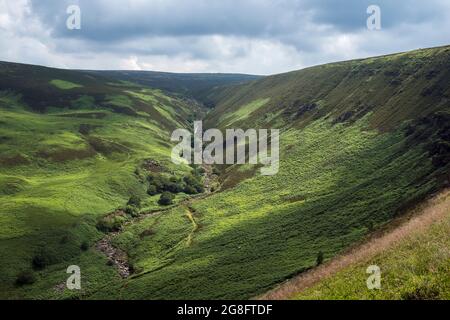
xmin=0 ymin=0 xmax=449 ymax=75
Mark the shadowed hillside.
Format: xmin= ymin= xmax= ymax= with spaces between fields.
xmin=83 ymin=70 xmax=262 ymax=108
xmin=261 ymin=190 xmax=450 ymax=300
xmin=0 ymin=46 xmax=449 ymax=300
xmin=0 ymin=62 xmax=213 ymax=298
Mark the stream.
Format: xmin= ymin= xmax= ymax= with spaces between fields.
xmin=95 ymin=164 xmax=218 ymax=278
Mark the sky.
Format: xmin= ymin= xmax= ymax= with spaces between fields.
xmin=0 ymin=0 xmax=449 ymax=75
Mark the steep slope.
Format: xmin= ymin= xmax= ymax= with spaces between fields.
xmin=86 ymin=46 xmax=449 ymax=300
xmin=206 ymin=45 xmax=450 ymax=189
xmin=85 ymin=70 xmax=262 ymax=107
xmin=0 ymin=61 xmax=205 ymax=127
xmin=260 ymin=190 xmax=450 ymax=300
xmin=206 ymin=45 xmax=450 ymax=132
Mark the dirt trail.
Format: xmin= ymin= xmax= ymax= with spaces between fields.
xmin=257 ymin=189 xmax=450 ymax=300
xmin=95 ymin=165 xmax=218 ymax=278
xmin=184 ymin=206 xmax=199 ymax=247
xmin=96 ymin=231 xmax=130 ymax=278
xmin=201 ymin=163 xmax=220 ymax=194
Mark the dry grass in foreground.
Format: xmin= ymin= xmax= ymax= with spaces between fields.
xmin=257 ymin=189 xmax=450 ymax=300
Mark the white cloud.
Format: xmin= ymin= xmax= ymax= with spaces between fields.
xmin=0 ymin=0 xmax=449 ymax=74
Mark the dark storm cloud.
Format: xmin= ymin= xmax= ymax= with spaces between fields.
xmin=30 ymin=0 xmax=306 ymax=41
xmin=303 ymin=0 xmax=446 ymax=31
xmin=30 ymin=0 xmax=447 ymax=41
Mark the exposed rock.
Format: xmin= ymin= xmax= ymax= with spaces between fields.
xmin=95 ymin=233 xmax=130 ymax=278
xmin=143 ymin=159 xmax=165 ymax=173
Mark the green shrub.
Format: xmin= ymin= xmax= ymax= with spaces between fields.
xmin=183 ymin=174 xmax=204 ymax=194
xmin=401 ymin=284 xmax=441 ymax=300
xmin=153 ymin=180 xmax=165 ymax=192
xmin=148 ymin=173 xmax=172 ymax=192
xmin=125 ymin=205 xmax=139 ymax=217
xmin=191 ymin=165 xmax=205 ymax=176
xmin=183 ymin=174 xmax=199 ymax=186
xmin=127 ymin=195 xmax=141 ymax=208
xmin=147 ymin=173 xmax=157 ymax=183
xmin=80 ymin=241 xmax=89 ymax=251
xmin=96 ymin=215 xmax=127 ymax=233
xmin=158 ymin=192 xmax=175 ymax=206
xmin=147 ymin=172 xmax=205 ymax=196
xmin=147 ymin=185 xmax=158 ymax=196
xmin=60 ymin=234 xmax=70 ymax=244
xmin=166 ymin=182 xmax=184 ymax=194
xmin=148 ymin=173 xmax=188 ymax=194
xmin=316 ymin=251 xmax=324 ymax=266
xmin=15 ymin=271 xmax=36 ymax=286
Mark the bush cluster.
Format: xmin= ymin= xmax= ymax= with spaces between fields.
xmin=96 ymin=214 xmax=127 ymax=233
xmin=80 ymin=241 xmax=90 ymax=251
xmin=127 ymin=195 xmax=141 ymax=208
xmin=406 ymin=112 xmax=450 ymax=168
xmin=15 ymin=271 xmax=36 ymax=286
xmin=147 ymin=172 xmax=204 ymax=198
xmin=32 ymin=249 xmax=54 ymax=270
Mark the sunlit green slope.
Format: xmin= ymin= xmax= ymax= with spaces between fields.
xmin=206 ymin=46 xmax=450 ymax=132
xmin=89 ymin=46 xmax=449 ymax=299
xmin=0 ymin=63 xmax=206 ymax=298
xmin=0 ymin=46 xmax=449 ymax=300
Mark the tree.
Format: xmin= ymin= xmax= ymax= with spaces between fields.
xmin=184 ymin=185 xmax=198 ymax=195
xmin=183 ymin=174 xmax=205 ymax=194
xmin=183 ymin=174 xmax=199 ymax=186
xmin=316 ymin=251 xmax=324 ymax=266
xmin=158 ymin=192 xmax=175 ymax=206
xmin=125 ymin=205 xmax=139 ymax=217
xmin=166 ymin=182 xmax=184 ymax=194
xmin=194 ymin=184 xmax=205 ymax=194
xmin=127 ymin=195 xmax=141 ymax=208
xmin=80 ymin=241 xmax=89 ymax=251
xmin=147 ymin=185 xmax=158 ymax=196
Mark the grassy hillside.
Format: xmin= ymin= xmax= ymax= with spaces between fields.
xmin=0 ymin=63 xmax=206 ymax=299
xmin=0 ymin=46 xmax=449 ymax=300
xmin=206 ymin=46 xmax=450 ymax=132
xmin=91 ymin=47 xmax=447 ymax=299
xmin=292 ymin=190 xmax=450 ymax=300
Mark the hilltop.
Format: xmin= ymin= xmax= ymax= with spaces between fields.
xmin=261 ymin=190 xmax=450 ymax=300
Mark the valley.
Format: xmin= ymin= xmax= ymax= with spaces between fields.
xmin=94 ymin=163 xmax=218 ymax=280
xmin=0 ymin=45 xmax=449 ymax=300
